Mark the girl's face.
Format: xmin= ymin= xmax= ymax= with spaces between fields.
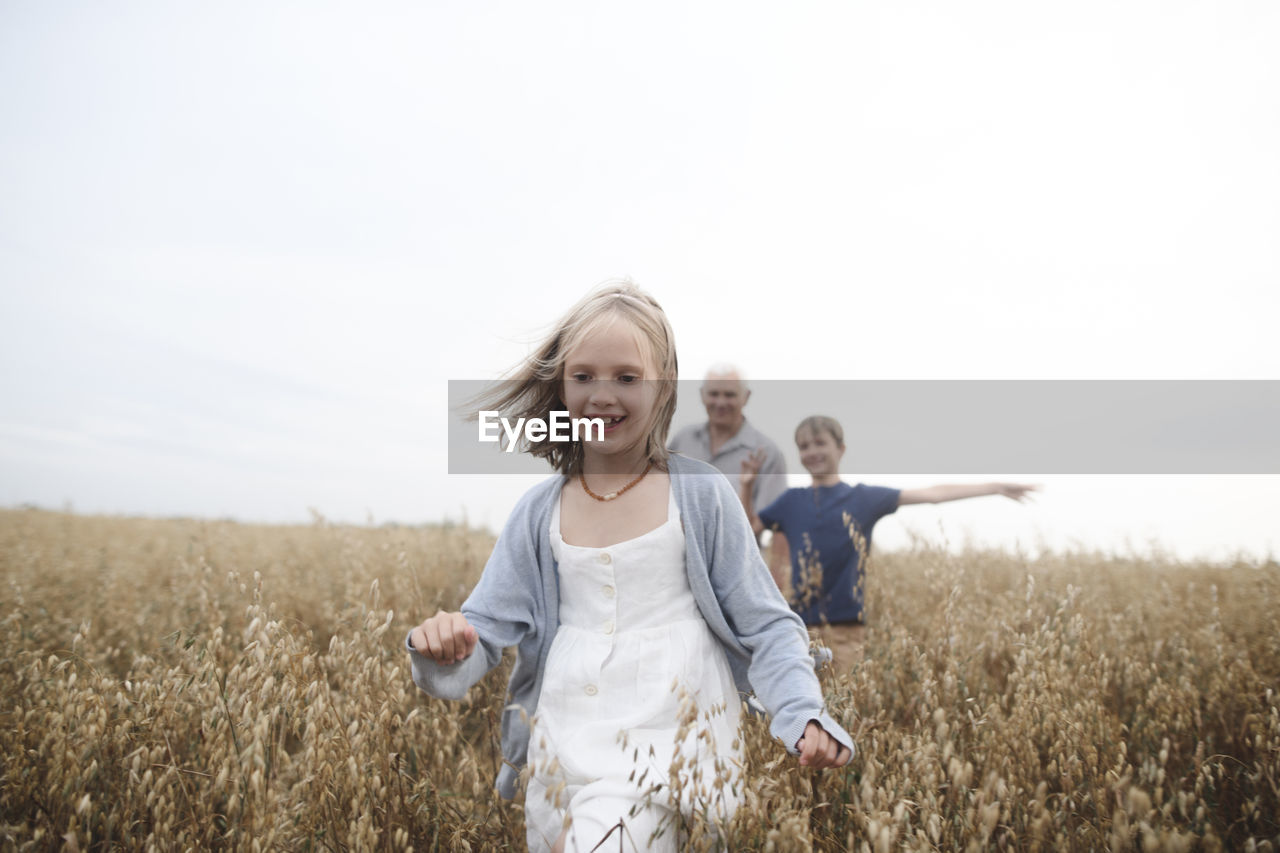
xmin=561 ymin=315 xmax=660 ymax=463
xmin=795 ymin=425 xmax=844 ymax=478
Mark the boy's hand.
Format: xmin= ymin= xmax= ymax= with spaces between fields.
xmin=740 ymin=448 xmax=765 ymax=489
xmin=410 ymin=611 xmax=479 ymax=664
xmin=796 ymin=720 xmax=852 ymax=769
xmin=995 ymin=483 xmax=1040 ymax=502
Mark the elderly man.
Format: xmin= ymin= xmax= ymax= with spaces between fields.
xmin=669 ymin=366 xmax=790 ymax=581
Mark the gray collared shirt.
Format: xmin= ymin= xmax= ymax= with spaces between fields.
xmin=668 ymin=417 xmax=788 ymax=513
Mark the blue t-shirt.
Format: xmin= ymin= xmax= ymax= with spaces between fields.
xmin=758 ymin=483 xmax=901 ymax=625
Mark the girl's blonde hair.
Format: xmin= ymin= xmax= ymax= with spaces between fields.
xmin=795 ymin=415 xmax=845 ymax=448
xmin=476 ymin=280 xmax=679 ymax=475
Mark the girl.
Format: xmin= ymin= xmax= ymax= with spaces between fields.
xmin=740 ymin=415 xmax=1037 ymax=666
xmin=407 ymin=284 xmax=852 ymax=853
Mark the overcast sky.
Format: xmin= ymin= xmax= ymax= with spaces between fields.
xmin=2 ymin=1 xmax=1277 ymax=560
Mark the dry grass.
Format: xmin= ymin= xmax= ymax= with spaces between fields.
xmin=1 ymin=507 xmax=1277 ymax=851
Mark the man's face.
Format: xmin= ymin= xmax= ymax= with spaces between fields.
xmin=701 ymin=375 xmax=749 ymax=431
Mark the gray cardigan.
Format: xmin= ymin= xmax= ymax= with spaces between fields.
xmin=406 ymin=453 xmax=853 ymax=799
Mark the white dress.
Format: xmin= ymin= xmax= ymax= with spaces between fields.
xmin=524 ymin=484 xmax=743 ymax=853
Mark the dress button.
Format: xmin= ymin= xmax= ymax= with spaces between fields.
xmin=602 ymin=584 xmax=615 ymax=598
xmin=598 ymin=552 xmax=612 ymax=565
xmin=584 ymin=684 xmax=598 ymax=696
xmin=603 ymin=620 xmax=615 ymax=635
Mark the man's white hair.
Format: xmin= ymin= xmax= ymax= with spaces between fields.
xmin=703 ymin=363 xmax=749 ymax=392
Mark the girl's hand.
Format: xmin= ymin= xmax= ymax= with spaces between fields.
xmin=410 ymin=611 xmax=479 ymax=664
xmin=740 ymin=448 xmax=766 ymax=490
xmin=796 ymin=720 xmax=852 ymax=769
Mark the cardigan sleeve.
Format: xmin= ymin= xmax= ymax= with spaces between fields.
xmin=406 ymin=632 xmax=499 ymax=701
xmin=701 ymin=473 xmax=855 ymax=758
xmin=406 ymin=486 xmax=544 ymax=701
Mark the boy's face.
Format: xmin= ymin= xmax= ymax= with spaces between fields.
xmin=795 ymin=426 xmax=844 ymax=477
xmin=561 ymin=316 xmax=660 ymax=462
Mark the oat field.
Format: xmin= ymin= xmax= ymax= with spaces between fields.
xmin=1 ymin=507 xmax=1277 ymax=851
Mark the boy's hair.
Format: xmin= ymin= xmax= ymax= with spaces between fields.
xmin=795 ymin=415 xmax=844 ymax=448
xmin=476 ymin=280 xmax=679 ymax=475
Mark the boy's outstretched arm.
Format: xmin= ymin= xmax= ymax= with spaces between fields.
xmin=898 ymin=482 xmax=1040 ymax=506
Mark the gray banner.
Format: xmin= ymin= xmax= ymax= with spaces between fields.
xmin=447 ymin=380 xmax=1280 ymax=474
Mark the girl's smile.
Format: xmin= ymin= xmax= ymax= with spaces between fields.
xmin=591 ymin=415 xmax=627 ymax=434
